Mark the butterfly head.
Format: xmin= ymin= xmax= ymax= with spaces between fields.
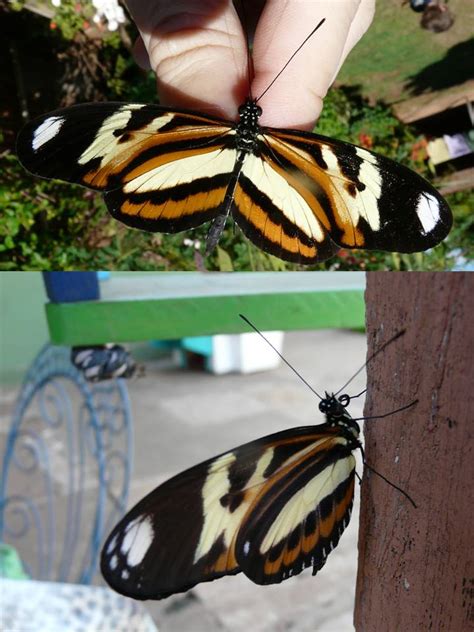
xmin=319 ymin=391 xmax=360 ymax=433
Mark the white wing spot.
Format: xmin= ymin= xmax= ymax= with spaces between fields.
xmin=106 ymin=533 xmax=118 ymax=555
xmin=416 ymin=193 xmax=440 ymax=234
xmin=32 ymin=116 xmax=65 ymax=152
xmin=110 ymin=555 xmax=118 ymax=570
xmin=121 ymin=569 xmax=130 ymax=580
xmin=121 ymin=516 xmax=154 ymax=567
xmin=243 ymin=541 xmax=250 ymax=556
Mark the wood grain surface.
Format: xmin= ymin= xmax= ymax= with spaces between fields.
xmin=355 ymin=272 xmax=473 ymax=631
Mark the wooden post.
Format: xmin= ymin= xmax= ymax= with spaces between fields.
xmin=355 ymin=272 xmax=473 ymax=631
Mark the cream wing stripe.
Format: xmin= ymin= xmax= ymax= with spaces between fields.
xmin=194 ymin=449 xmax=274 ymax=563
xmin=321 ymin=145 xmax=381 ymax=231
xmin=78 ymin=104 xmax=167 ymax=165
xmin=123 ymin=148 xmax=237 ymax=193
xmin=354 ymin=147 xmax=382 ymax=230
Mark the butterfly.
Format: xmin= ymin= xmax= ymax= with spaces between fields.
xmin=100 ymin=321 xmax=416 ymax=600
xmin=71 ymin=344 xmax=136 ymax=381
xmin=100 ymin=391 xmax=362 ymax=599
xmin=16 ymin=27 xmax=452 ymax=264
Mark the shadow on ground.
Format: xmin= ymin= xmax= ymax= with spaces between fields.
xmin=405 ymin=38 xmax=474 ymax=95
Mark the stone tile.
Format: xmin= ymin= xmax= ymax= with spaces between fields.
xmin=145 ymin=592 xmax=228 ymax=632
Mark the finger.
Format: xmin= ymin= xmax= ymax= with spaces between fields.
xmin=252 ymin=0 xmax=368 ymax=130
xmin=124 ymin=0 xmax=248 ymax=118
xmin=329 ymin=0 xmax=375 ymax=83
xmin=132 ymin=35 xmax=152 ymax=71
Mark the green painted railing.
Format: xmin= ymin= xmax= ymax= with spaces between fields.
xmin=45 ymin=272 xmax=365 ymax=345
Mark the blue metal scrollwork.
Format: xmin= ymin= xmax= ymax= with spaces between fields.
xmin=0 ymin=344 xmax=132 ymax=584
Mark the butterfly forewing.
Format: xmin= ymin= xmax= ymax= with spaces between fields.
xmin=101 ymin=451 xmax=241 ymax=600
xmin=17 ymin=103 xmax=237 ymax=234
xmin=265 ymin=128 xmax=452 ymax=253
xmin=100 ymin=423 xmax=358 ymax=599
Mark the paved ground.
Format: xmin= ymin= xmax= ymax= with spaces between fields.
xmin=0 ymin=328 xmax=366 ymax=632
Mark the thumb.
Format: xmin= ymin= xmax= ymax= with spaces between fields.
xmin=252 ymin=0 xmax=375 ymax=130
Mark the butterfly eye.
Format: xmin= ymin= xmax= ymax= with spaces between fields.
xmin=318 ymin=400 xmax=328 ymax=412
xmin=338 ymin=394 xmax=350 ymax=407
xmin=238 ymin=104 xmax=246 ymax=115
xmin=255 ymin=105 xmax=263 ymax=116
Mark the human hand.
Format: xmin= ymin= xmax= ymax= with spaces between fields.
xmin=125 ymin=0 xmax=375 ymax=131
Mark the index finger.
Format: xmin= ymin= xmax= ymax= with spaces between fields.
xmin=125 ymin=0 xmax=248 ymax=118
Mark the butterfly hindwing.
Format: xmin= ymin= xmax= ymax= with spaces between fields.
xmin=235 ymin=434 xmax=356 ymax=584
xmin=100 ymin=423 xmax=358 ymax=599
xmin=232 ymin=149 xmax=339 ymax=262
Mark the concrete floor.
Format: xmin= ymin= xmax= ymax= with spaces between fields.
xmin=0 ymin=328 xmax=367 ymax=632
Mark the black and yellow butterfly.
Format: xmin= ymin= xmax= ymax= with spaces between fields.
xmin=99 ymin=319 xmax=416 ymax=601
xmin=16 ymin=96 xmax=452 ymax=263
xmin=100 ymin=391 xmax=362 ymax=600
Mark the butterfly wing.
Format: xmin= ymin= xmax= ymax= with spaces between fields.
xmin=16 ymin=102 xmax=236 ymax=233
xmin=231 ymin=148 xmax=340 ymax=262
xmin=18 ymin=102 xmax=447 ymax=262
xmin=235 ymin=432 xmax=356 ymax=584
xmin=252 ymin=128 xmax=452 ymax=260
xmin=100 ymin=425 xmax=355 ymax=599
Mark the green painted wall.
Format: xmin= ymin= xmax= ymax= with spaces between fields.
xmin=0 ymin=272 xmax=49 ymax=384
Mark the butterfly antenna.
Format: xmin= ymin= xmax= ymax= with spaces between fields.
xmin=351 ymin=398 xmax=418 ymax=423
xmin=239 ymin=314 xmax=322 ymax=399
xmin=349 ymin=387 xmax=367 ymax=401
xmin=359 ymin=446 xmax=417 ymax=508
xmin=335 ymin=330 xmax=406 ymax=397
xmin=255 ymin=18 xmax=326 ymax=102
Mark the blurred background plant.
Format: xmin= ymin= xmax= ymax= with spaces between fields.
xmin=0 ymin=0 xmax=472 ymax=271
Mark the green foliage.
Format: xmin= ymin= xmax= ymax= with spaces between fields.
xmin=8 ymin=0 xmax=26 ymax=11
xmin=51 ymin=1 xmax=95 ymax=39
xmin=316 ymin=87 xmax=422 ymax=167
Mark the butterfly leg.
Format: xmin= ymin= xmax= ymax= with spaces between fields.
xmin=205 ymin=153 xmax=245 ymax=253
